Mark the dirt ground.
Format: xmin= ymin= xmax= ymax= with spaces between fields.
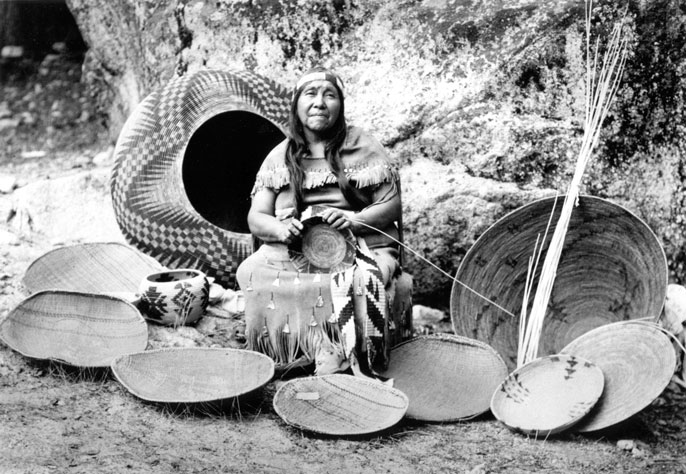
xmin=2 ymin=55 xmax=686 ymax=474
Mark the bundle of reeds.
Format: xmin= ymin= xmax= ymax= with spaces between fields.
xmin=517 ymin=0 xmax=629 ymax=367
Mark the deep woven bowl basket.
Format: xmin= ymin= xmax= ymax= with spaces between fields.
xmin=111 ymin=347 xmax=275 ymax=403
xmin=490 ymin=354 xmax=604 ymax=436
xmin=23 ymin=242 xmax=163 ymax=296
xmin=561 ymin=320 xmax=676 ymax=432
xmin=379 ymin=334 xmax=508 ymax=421
xmin=111 ymin=69 xmax=290 ymax=288
xmin=0 ymin=290 xmax=148 ymax=367
xmin=137 ymin=269 xmax=210 ymax=326
xmin=451 ymin=195 xmax=667 ymax=370
xmin=273 ymin=374 xmax=409 ymax=436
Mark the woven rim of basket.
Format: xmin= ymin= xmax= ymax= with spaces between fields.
xmin=0 ymin=290 xmax=148 ymax=367
xmin=379 ymin=334 xmax=508 ymax=421
xmin=111 ymin=347 xmax=275 ymax=403
xmin=23 ymin=242 xmax=163 ymax=295
xmin=273 ymin=373 xmax=409 ymax=436
xmin=450 ymin=195 xmax=668 ymax=370
xmin=490 ymin=354 xmax=604 ymax=436
xmin=560 ymin=320 xmax=676 ymax=432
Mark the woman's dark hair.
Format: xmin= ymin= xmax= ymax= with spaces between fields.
xmin=285 ymin=68 xmax=370 ymax=214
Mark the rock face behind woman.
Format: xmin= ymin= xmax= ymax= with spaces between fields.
xmin=64 ymin=0 xmax=686 ymax=305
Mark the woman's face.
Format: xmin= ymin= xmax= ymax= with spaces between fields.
xmin=296 ymin=80 xmax=341 ymax=138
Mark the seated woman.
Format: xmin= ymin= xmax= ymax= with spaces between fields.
xmin=236 ymin=67 xmax=404 ymax=375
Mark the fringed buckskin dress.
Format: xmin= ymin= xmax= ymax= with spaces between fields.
xmin=236 ymin=126 xmax=404 ymax=373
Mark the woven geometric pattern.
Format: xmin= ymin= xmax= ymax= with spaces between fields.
xmin=111 ymin=69 xmax=291 ymax=288
xmin=451 ymin=195 xmax=668 ymax=370
xmin=490 ymin=354 xmax=604 ymax=436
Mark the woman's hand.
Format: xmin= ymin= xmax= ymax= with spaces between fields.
xmin=320 ymin=208 xmax=354 ymax=231
xmin=276 ymin=217 xmax=303 ymax=244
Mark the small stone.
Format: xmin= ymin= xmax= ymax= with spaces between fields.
xmin=412 ymin=304 xmax=447 ymax=325
xmin=20 ymin=150 xmax=47 ymax=159
xmin=631 ymin=447 xmax=646 ymax=458
xmin=465 ymin=464 xmax=487 ymax=474
xmin=0 ymin=101 xmax=10 ymax=118
xmin=0 ymin=45 xmax=23 ymax=59
xmin=73 ymin=155 xmax=92 ymax=168
xmin=52 ymin=42 xmax=67 ymax=54
xmin=92 ymin=146 xmax=114 ymax=166
xmin=41 ymin=54 xmax=59 ymax=66
xmin=0 ymin=118 xmax=19 ymax=132
xmin=18 ymin=111 xmax=36 ymax=126
xmin=617 ymin=439 xmax=635 ymax=451
xmin=0 ymin=174 xmax=17 ymax=194
xmin=0 ymin=229 xmax=19 ymax=246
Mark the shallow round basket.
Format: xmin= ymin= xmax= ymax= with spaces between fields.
xmin=111 ymin=347 xmax=275 ymax=403
xmin=378 ymin=334 xmax=508 ymax=421
xmin=111 ymin=69 xmax=290 ymax=288
xmin=451 ymin=195 xmax=667 ymax=370
xmin=490 ymin=354 xmax=604 ymax=436
xmin=288 ymin=218 xmax=356 ymax=273
xmin=0 ymin=290 xmax=148 ymax=367
xmin=273 ymin=374 xmax=409 ymax=436
xmin=22 ymin=242 xmax=163 ymax=296
xmin=560 ymin=320 xmax=676 ymax=432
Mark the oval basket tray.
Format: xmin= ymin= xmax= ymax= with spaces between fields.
xmin=23 ymin=242 xmax=163 ymax=295
xmin=273 ymin=374 xmax=408 ymax=436
xmin=111 ymin=347 xmax=275 ymax=403
xmin=379 ymin=334 xmax=508 ymax=421
xmin=490 ymin=354 xmax=604 ymax=436
xmin=0 ymin=290 xmax=148 ymax=367
xmin=561 ymin=320 xmax=676 ymax=432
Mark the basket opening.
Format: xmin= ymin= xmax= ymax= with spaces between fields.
xmin=182 ymin=111 xmax=285 ymax=233
xmin=147 ymin=269 xmax=201 ymax=283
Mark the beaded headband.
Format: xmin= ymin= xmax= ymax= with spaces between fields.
xmin=295 ymin=71 xmax=345 ymax=97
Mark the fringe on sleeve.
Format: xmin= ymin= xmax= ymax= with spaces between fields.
xmin=250 ymin=126 xmax=398 ymax=196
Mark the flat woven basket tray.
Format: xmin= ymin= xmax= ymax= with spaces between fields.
xmin=111 ymin=347 xmax=275 ymax=403
xmin=490 ymin=354 xmax=604 ymax=436
xmin=561 ymin=320 xmax=676 ymax=432
xmin=379 ymin=334 xmax=508 ymax=421
xmin=273 ymin=374 xmax=409 ymax=436
xmin=23 ymin=242 xmax=163 ymax=295
xmin=0 ymin=290 xmax=148 ymax=367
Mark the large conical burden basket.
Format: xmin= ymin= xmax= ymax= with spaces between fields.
xmin=451 ymin=195 xmax=667 ymax=370
xmin=111 ymin=69 xmax=290 ymax=288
